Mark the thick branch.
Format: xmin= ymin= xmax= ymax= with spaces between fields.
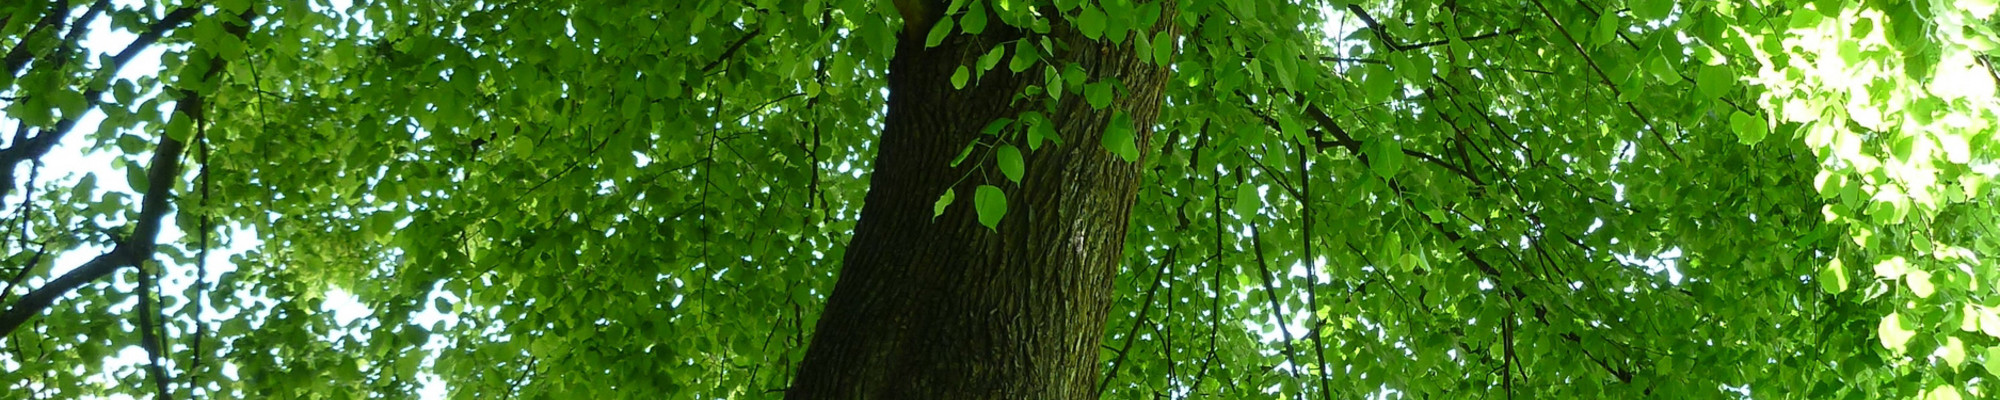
xmin=0 ymin=5 xmax=204 ymax=204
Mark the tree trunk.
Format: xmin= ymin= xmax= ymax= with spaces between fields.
xmin=787 ymin=3 xmax=1178 ymax=399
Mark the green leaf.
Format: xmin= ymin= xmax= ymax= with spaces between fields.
xmin=926 ymin=17 xmax=957 ymax=47
xmin=934 ymin=188 xmax=956 ymax=219
xmin=1028 ymin=114 xmax=1056 ymax=149
xmin=1906 ymin=269 xmax=1934 ymax=298
xmin=1943 ymin=337 xmax=1967 ymax=368
xmin=1730 ymin=110 xmax=1768 ymax=145
xmin=1984 ymin=347 xmax=2000 ymax=377
xmin=950 ymin=141 xmax=978 ymax=167
xmin=1927 ymin=385 xmax=1963 ymax=400
xmin=952 ymin=66 xmax=971 ymax=89
xmin=166 ymin=113 xmax=195 ymax=143
xmin=513 ymin=137 xmax=536 ymax=158
xmin=978 ymin=46 xmax=1006 ymax=72
xmin=1820 ymin=258 xmax=1849 ymax=294
xmin=125 ymin=163 xmax=149 ymax=194
xmin=1634 ymin=0 xmax=1674 ymax=20
xmin=1278 ymin=114 xmax=1302 ymax=144
xmin=1101 ymin=111 xmax=1138 ymax=162
xmin=997 ymin=144 xmax=1024 ymax=183
xmin=1697 ymin=65 xmax=1732 ymax=99
xmin=1362 ymin=64 xmax=1396 ymax=100
xmin=980 ymin=117 xmax=1014 ymax=135
xmin=1234 ymin=184 xmax=1260 ymax=218
xmin=1874 ymin=256 xmax=1907 ymax=279
xmin=961 ymin=0 xmax=988 ymax=34
xmin=1009 ymin=41 xmax=1039 ymax=73
xmin=1880 ymin=312 xmax=1916 ymax=352
xmin=1045 ymin=65 xmax=1064 ymax=101
xmin=1077 ymin=6 xmax=1107 ymax=40
xmin=1367 ymin=137 xmax=1404 ymax=179
xmin=1086 ymin=81 xmax=1113 ymax=110
xmin=1592 ymin=13 xmax=1621 ymax=47
xmin=52 ymin=90 xmax=87 ymax=120
xmin=1981 ymin=308 xmax=2000 ymax=338
xmin=1235 ymin=118 xmax=1266 ymax=150
xmin=974 ymin=185 xmax=1006 ymax=231
xmin=1383 ymin=233 xmax=1404 ymax=266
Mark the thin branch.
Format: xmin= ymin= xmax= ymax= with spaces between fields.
xmin=1247 ymin=222 xmax=1303 ymax=390
xmin=1298 ymin=145 xmax=1334 ymax=400
xmin=186 ymin=96 xmax=214 ymax=396
xmin=1098 ymin=248 xmax=1177 ymax=396
xmin=701 ymin=28 xmax=763 ymax=74
xmin=1287 ymin=96 xmax=1485 ymax=186
xmin=1398 ymin=27 xmax=1525 ymax=51
xmin=1319 ymin=56 xmax=1387 ymax=64
xmin=1189 ymin=131 xmax=1227 ymax=396
xmin=135 ymin=259 xmax=173 ymax=400
xmin=0 ymin=244 xmax=48 ymax=307
xmin=1502 ymin=310 xmax=1515 ymax=400
xmin=1344 ymin=5 xmax=1522 ymax=52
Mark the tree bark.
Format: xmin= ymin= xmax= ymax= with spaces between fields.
xmin=787 ymin=3 xmax=1178 ymax=399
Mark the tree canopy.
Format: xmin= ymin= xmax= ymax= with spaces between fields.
xmin=1 ymin=0 xmax=1997 ymax=398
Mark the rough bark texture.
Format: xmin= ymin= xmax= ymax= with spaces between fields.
xmin=787 ymin=3 xmax=1178 ymax=399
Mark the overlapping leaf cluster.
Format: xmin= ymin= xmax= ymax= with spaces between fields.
xmin=0 ymin=0 xmax=1993 ymax=398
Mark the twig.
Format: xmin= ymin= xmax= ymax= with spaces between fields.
xmin=701 ymin=28 xmax=762 ymax=74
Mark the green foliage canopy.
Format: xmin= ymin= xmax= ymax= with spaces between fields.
xmin=0 ymin=0 xmax=1996 ymax=398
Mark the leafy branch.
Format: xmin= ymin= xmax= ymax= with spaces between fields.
xmin=0 ymin=4 xmax=204 ymax=206
xmin=0 ymin=8 xmax=251 ymax=338
xmin=1526 ymin=0 xmax=1682 ymax=161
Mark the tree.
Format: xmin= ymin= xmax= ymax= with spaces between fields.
xmin=0 ymin=0 xmax=1995 ymax=398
